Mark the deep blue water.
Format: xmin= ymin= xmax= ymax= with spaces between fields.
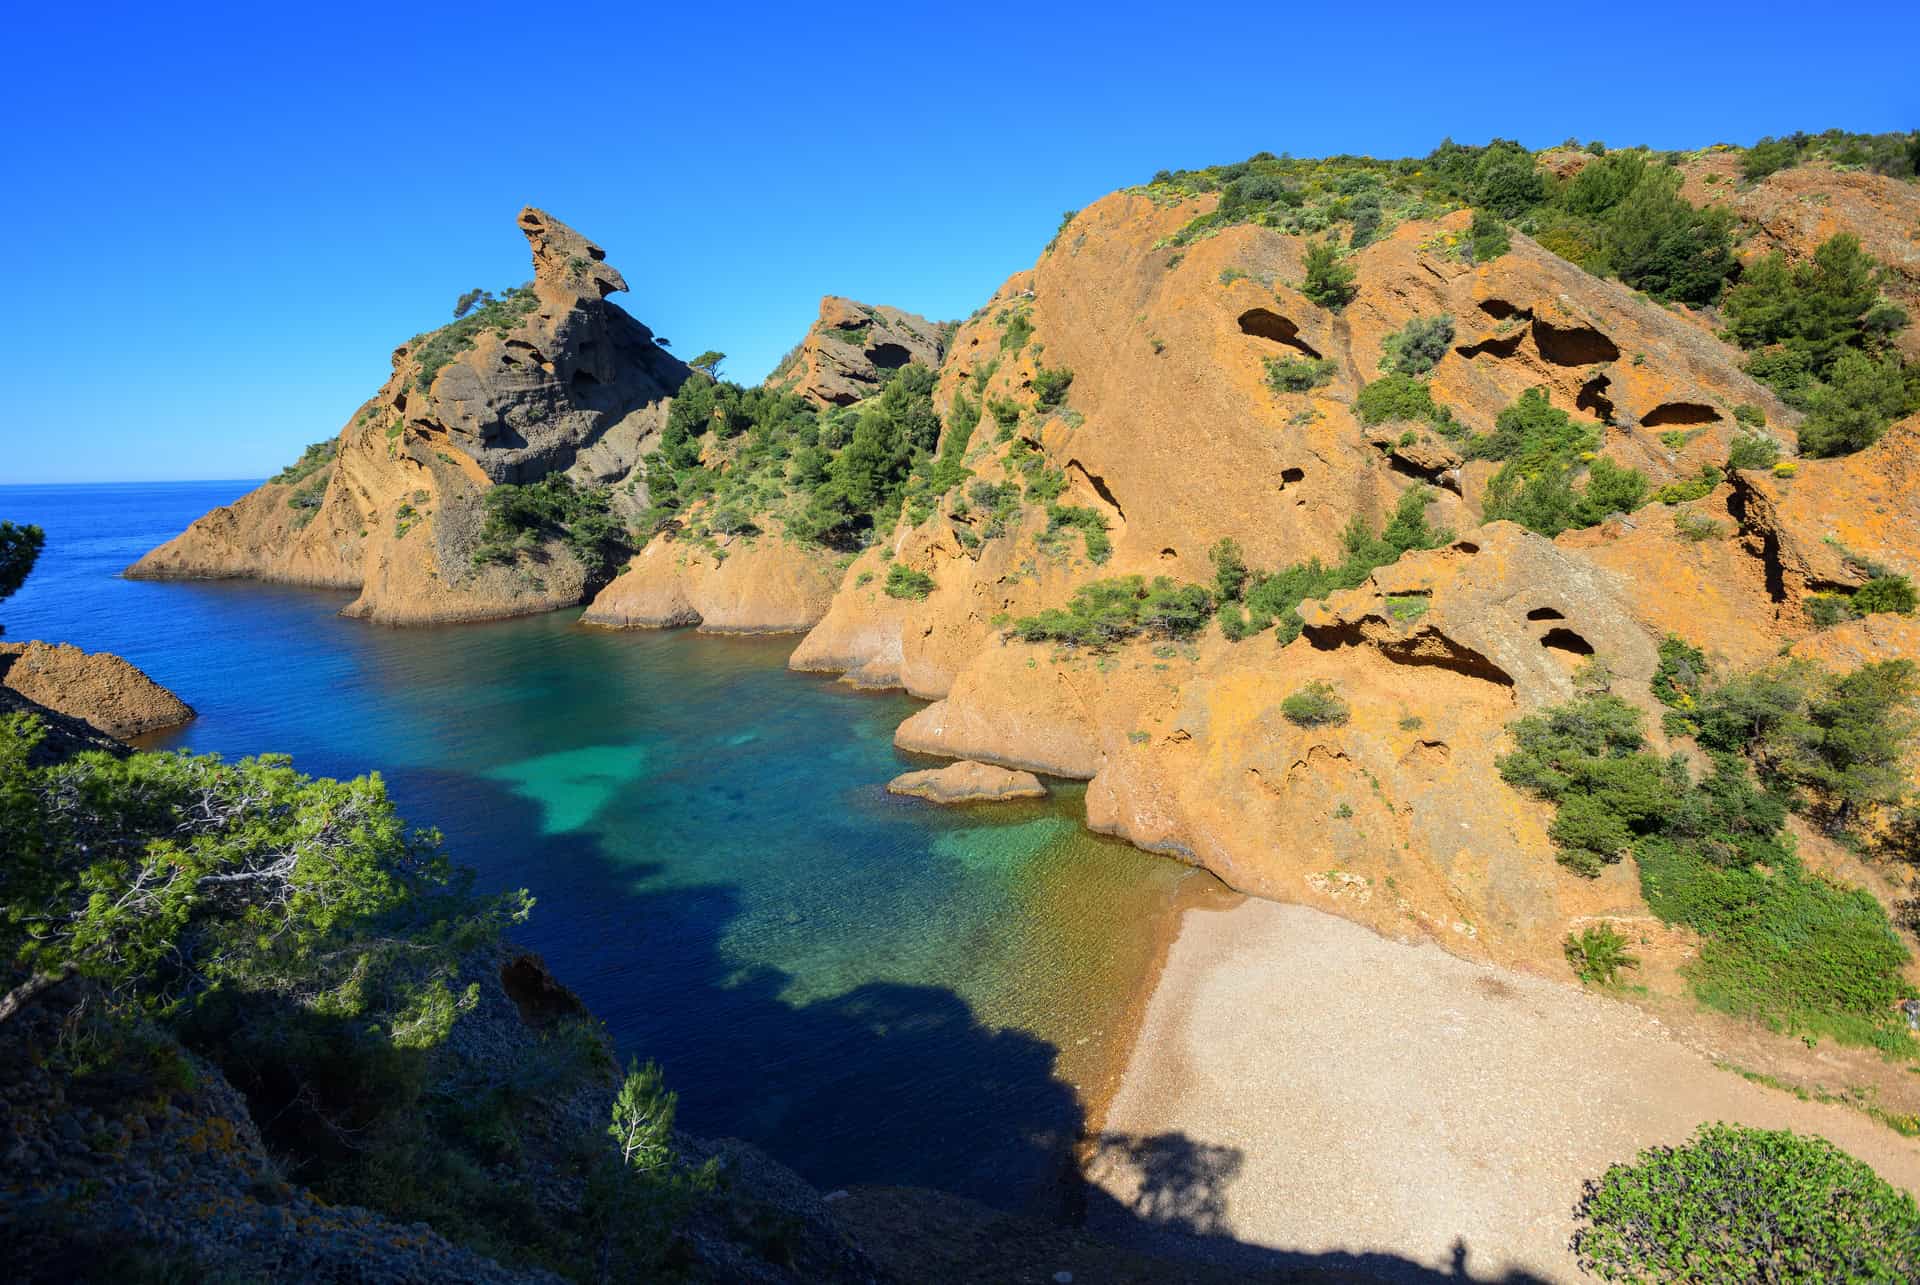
xmin=0 ymin=481 xmax=1192 ymax=1208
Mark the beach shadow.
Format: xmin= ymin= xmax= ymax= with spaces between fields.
xmin=1083 ymin=1129 xmax=1556 ymax=1283
xmin=373 ymin=762 xmax=1564 ymax=1278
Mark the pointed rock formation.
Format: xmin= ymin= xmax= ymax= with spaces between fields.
xmin=130 ymin=209 xmax=690 ymax=624
xmin=767 ymin=297 xmax=948 ymax=406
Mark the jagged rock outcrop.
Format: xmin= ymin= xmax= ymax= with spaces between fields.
xmin=886 ymin=760 xmax=1047 ymax=804
xmin=130 ymin=209 xmax=690 ymax=625
xmin=0 ymin=642 xmax=194 ymax=739
xmin=767 ymin=297 xmax=947 ymax=406
xmin=582 ymin=519 xmax=843 ymax=634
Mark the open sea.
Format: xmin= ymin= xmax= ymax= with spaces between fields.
xmin=0 ymin=480 xmax=1195 ymax=1208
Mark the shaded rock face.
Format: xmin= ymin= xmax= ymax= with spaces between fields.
xmin=0 ymin=642 xmax=194 ymax=739
xmin=887 ymin=760 xmax=1047 ymax=804
xmin=768 ymin=296 xmax=947 ymax=406
xmin=129 ymin=209 xmax=690 ymax=625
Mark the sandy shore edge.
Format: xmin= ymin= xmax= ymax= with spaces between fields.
xmin=1084 ymin=897 xmax=1920 ymax=1282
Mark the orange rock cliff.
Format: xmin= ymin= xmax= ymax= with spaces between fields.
xmin=137 ymin=151 xmax=1920 ymax=973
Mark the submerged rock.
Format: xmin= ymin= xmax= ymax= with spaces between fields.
xmin=887 ymin=760 xmax=1048 ymax=804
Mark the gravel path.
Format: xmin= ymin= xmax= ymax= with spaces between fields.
xmin=1085 ymin=899 xmax=1920 ymax=1283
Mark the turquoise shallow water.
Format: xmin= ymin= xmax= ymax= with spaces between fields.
xmin=0 ymin=481 xmax=1192 ymax=1207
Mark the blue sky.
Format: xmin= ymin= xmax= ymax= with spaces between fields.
xmin=4 ymin=2 xmax=1914 ymax=482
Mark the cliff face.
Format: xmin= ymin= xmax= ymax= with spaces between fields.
xmin=768 ymin=296 xmax=947 ymax=406
xmin=129 ymin=209 xmax=689 ymax=625
xmin=782 ymin=178 xmax=1919 ymax=972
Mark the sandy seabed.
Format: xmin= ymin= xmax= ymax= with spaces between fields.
xmin=1086 ymin=899 xmax=1920 ymax=1283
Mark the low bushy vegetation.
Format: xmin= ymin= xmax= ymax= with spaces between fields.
xmin=1572 ymin=1123 xmax=1920 ymax=1283
xmin=642 ymin=364 xmax=953 ymax=552
xmin=1266 ymin=355 xmax=1337 ymax=392
xmin=472 ymin=474 xmax=626 ymax=576
xmin=1214 ymin=486 xmax=1451 ymax=643
xmin=1354 ymin=373 xmax=1461 ymax=436
xmin=1281 ymin=680 xmax=1348 ymax=727
xmin=882 ymin=564 xmax=935 ymax=600
xmin=1009 ymin=576 xmax=1213 ymax=649
xmin=1739 ymin=128 xmax=1920 ymax=182
xmin=1380 ymin=315 xmax=1454 ymax=375
xmin=1501 ymin=654 xmax=1919 ymax=1047
xmin=1474 ymin=388 xmax=1648 ymax=535
xmin=1563 ymin=924 xmax=1639 ymax=985
xmin=271 ymin=438 xmax=338 ymax=486
xmin=0 ymin=710 xmax=716 ymax=1274
xmin=0 ymin=520 xmax=45 ymax=616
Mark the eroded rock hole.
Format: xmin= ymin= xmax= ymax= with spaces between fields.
xmin=1479 ymin=299 xmax=1532 ymax=321
xmin=1278 ymin=467 xmax=1306 ymax=488
xmin=570 ymin=368 xmax=601 ymax=391
xmin=866 ymin=342 xmax=912 ymax=370
xmin=1577 ymin=375 xmax=1615 ymax=425
xmin=1540 ymin=627 xmax=1594 ymax=656
xmin=1237 ymin=309 xmax=1321 ymax=358
xmin=1452 ymin=540 xmax=1480 ymax=555
xmin=1532 ymin=320 xmax=1620 ymax=366
xmin=1456 ymin=332 xmax=1526 ymax=360
xmin=1641 ymin=402 xmax=1722 ymax=428
xmin=1526 ymin=607 xmax=1565 ymax=621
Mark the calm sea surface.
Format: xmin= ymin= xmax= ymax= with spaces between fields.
xmin=0 ymin=480 xmax=1192 ymax=1206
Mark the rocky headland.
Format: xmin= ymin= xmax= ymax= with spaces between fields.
xmin=0 ymin=641 xmax=193 ymax=740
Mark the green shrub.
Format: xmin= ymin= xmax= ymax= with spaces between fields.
xmin=1000 ymin=311 xmax=1034 ymax=354
xmin=1724 ymin=234 xmax=1884 ymax=378
xmin=1355 ymin=374 xmax=1459 ymax=434
xmin=1726 ymin=433 xmax=1780 ymax=471
xmin=1855 ymin=573 xmax=1918 ymax=616
xmin=1301 ymin=241 xmax=1356 ymax=310
xmin=1010 ymin=576 xmax=1213 ymax=649
xmin=1265 ymin=356 xmax=1338 ymax=392
xmin=1653 ymin=464 xmax=1720 ymax=507
xmin=1564 ymin=924 xmax=1639 ymax=985
xmin=1475 ymin=389 xmax=1644 ymax=535
xmin=1472 ymin=143 xmax=1546 ymax=218
xmin=1031 ymin=364 xmax=1075 ymax=411
xmin=472 ymin=474 xmax=626 ymax=576
xmin=1651 ymin=635 xmax=1708 ymax=711
xmin=1381 ymin=315 xmax=1455 ymax=375
xmin=1798 ymin=349 xmax=1909 ymax=458
xmin=883 ymin=564 xmax=935 ymax=600
xmin=1386 ymin=594 xmax=1429 ymax=622
xmin=1572 ymin=1123 xmax=1920 ymax=1284
xmin=1805 ymin=593 xmax=1860 ymax=628
xmin=271 ymin=439 xmax=339 ymax=486
xmin=1044 ymin=504 xmax=1111 ymax=563
xmin=1467 ymin=209 xmax=1510 ymax=262
xmin=1692 ymin=658 xmax=1918 ymax=830
xmin=1732 ymin=402 xmax=1766 ymax=428
xmin=1504 ymin=676 xmax=1916 ymax=1040
xmin=1281 ymin=681 xmax=1349 ymax=727
xmin=1209 ymin=537 xmax=1249 ymax=602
